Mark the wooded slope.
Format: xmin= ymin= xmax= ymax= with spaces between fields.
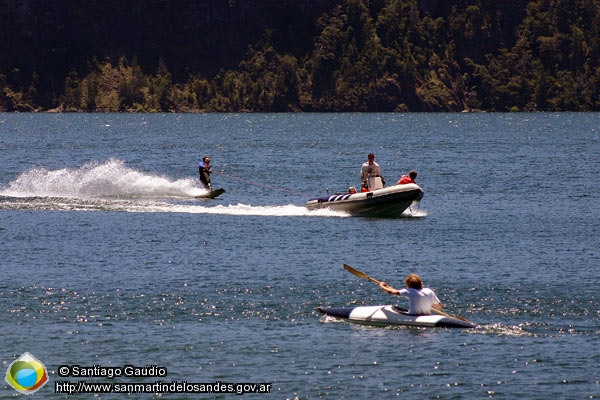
xmin=1 ymin=0 xmax=599 ymax=112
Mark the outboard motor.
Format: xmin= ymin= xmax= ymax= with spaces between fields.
xmin=367 ymin=176 xmax=383 ymax=190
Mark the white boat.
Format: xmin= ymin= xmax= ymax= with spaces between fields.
xmin=306 ymin=182 xmax=423 ymax=217
xmin=317 ymin=305 xmax=477 ymax=329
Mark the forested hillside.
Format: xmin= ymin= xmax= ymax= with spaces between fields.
xmin=1 ymin=0 xmax=599 ymax=112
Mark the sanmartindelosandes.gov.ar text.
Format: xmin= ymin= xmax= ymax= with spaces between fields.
xmin=55 ymin=380 xmax=273 ymax=395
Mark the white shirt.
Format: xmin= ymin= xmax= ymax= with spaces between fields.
xmin=397 ymin=287 xmax=441 ymax=315
xmin=361 ymin=161 xmax=381 ymax=180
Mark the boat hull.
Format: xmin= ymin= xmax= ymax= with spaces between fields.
xmin=306 ymin=184 xmax=423 ymax=217
xmin=317 ymin=305 xmax=476 ymax=328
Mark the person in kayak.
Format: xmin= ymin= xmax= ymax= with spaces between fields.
xmin=379 ymin=274 xmax=444 ymax=315
xmin=199 ymin=156 xmax=212 ymax=190
xmin=397 ymin=170 xmax=417 ymax=184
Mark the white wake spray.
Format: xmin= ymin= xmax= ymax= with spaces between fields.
xmin=2 ymin=159 xmax=205 ymax=199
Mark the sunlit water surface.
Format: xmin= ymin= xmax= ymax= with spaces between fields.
xmin=1 ymin=113 xmax=599 ymax=398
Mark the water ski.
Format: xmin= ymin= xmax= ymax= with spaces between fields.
xmin=194 ymin=188 xmax=225 ymax=199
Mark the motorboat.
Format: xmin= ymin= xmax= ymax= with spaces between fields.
xmin=306 ymin=179 xmax=423 ymax=217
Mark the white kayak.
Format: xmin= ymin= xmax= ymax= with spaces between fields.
xmin=317 ymin=305 xmax=477 ymax=329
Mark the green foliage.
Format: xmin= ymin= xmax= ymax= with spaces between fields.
xmin=3 ymin=0 xmax=600 ymax=112
xmin=0 ymin=71 xmax=38 ymax=112
xmin=207 ymin=38 xmax=302 ymax=112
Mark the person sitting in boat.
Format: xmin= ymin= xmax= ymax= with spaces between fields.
xmin=378 ymin=273 xmax=444 ymax=315
xmin=198 ymin=156 xmax=212 ymax=190
xmin=397 ymin=170 xmax=417 ymax=185
xmin=348 ymin=186 xmax=357 ymax=194
xmin=360 ymin=153 xmax=385 ymax=190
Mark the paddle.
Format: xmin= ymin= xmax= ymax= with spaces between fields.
xmin=342 ymin=264 xmax=473 ymax=323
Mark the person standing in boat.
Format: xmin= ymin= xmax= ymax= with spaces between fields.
xmin=397 ymin=170 xmax=417 ymax=185
xmin=379 ymin=274 xmax=444 ymax=315
xmin=360 ymin=153 xmax=385 ymax=190
xmin=199 ymin=156 xmax=212 ymax=190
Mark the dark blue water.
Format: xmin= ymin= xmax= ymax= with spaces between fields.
xmin=1 ymin=113 xmax=599 ymax=399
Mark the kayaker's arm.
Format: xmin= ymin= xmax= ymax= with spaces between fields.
xmin=379 ymin=281 xmax=400 ymax=295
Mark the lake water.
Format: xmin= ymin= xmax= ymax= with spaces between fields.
xmin=1 ymin=113 xmax=599 ymax=399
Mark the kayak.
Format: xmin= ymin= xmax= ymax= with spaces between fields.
xmin=317 ymin=305 xmax=477 ymax=329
